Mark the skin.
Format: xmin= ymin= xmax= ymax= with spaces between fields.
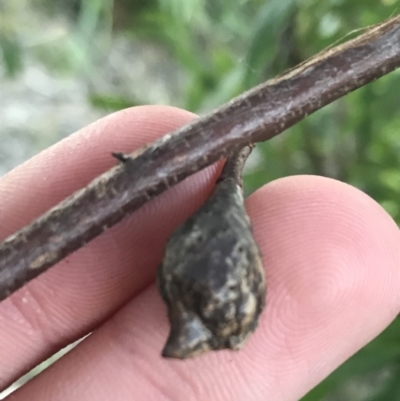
xmin=0 ymin=105 xmax=399 ymax=401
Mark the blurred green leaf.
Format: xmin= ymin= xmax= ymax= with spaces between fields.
xmin=243 ymin=0 xmax=298 ymax=86
xmin=88 ymin=92 xmax=139 ymax=111
xmin=367 ymin=364 xmax=400 ymax=401
xmin=0 ymin=33 xmax=23 ymax=77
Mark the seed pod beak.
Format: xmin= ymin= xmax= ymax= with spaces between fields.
xmin=162 ymin=313 xmax=213 ymax=359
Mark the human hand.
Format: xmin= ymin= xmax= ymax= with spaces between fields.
xmin=1 ymin=106 xmax=399 ymax=400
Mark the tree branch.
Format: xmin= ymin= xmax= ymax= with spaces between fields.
xmin=1 ymin=15 xmax=400 ymax=301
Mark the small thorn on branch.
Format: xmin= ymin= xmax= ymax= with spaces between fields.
xmin=111 ymin=152 xmax=131 ymax=163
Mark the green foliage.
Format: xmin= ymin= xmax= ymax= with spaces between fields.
xmin=0 ymin=32 xmax=23 ymax=77
xmin=89 ymin=92 xmax=139 ymax=111
xmin=2 ymin=0 xmax=400 ymax=399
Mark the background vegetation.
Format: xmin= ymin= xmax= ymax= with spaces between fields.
xmin=1 ymin=0 xmax=400 ymax=399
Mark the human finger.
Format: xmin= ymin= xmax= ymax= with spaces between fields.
xmin=8 ymin=175 xmax=400 ymax=400
xmin=0 ymin=106 xmax=222 ymax=389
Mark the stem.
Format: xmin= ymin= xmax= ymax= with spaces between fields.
xmin=217 ymin=145 xmax=254 ymax=187
xmin=1 ymin=15 xmax=400 ymax=301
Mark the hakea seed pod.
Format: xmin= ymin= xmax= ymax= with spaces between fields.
xmin=157 ymin=145 xmax=266 ymax=359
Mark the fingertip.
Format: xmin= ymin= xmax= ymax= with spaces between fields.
xmin=244 ymin=174 xmax=400 ymax=394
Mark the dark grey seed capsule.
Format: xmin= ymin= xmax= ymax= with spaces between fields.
xmin=157 ymin=146 xmax=266 ymax=359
